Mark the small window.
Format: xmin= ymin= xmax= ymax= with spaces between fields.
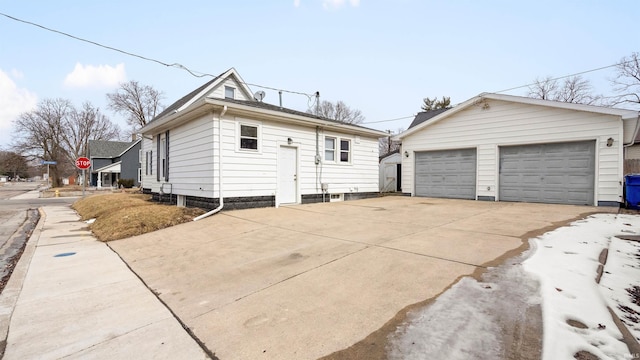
xmin=240 ymin=124 xmax=258 ymax=150
xmin=225 ymin=86 xmax=235 ymax=99
xmin=340 ymin=139 xmax=350 ymax=162
xmin=325 ymin=137 xmax=336 ymax=162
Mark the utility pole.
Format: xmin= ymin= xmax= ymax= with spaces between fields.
xmin=387 ymin=129 xmax=392 ymax=154
xmin=315 ymin=91 xmax=320 ymax=116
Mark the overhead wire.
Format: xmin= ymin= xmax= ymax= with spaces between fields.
xmin=0 ymin=11 xmax=316 ymax=100
xmin=1 ymin=11 xmax=636 ymax=126
xmin=366 ymin=59 xmax=636 ymax=125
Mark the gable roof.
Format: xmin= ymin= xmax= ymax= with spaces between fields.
xmin=141 ymin=69 xmax=388 ymax=138
xmin=408 ymin=108 xmax=450 ymax=129
xmin=396 ymin=93 xmax=639 ymax=141
xmin=151 ymin=68 xmax=253 ymax=122
xmin=88 ymin=140 xmax=136 ymax=158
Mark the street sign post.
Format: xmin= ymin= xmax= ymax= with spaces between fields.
xmin=41 ymin=160 xmax=57 ymax=187
xmin=76 ymin=157 xmax=91 ymax=197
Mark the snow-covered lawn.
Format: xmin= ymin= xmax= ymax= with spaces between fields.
xmin=524 ymin=214 xmax=640 ymax=360
xmin=388 ymin=214 xmax=640 ymax=360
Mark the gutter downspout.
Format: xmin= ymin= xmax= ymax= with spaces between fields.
xmin=194 ymin=105 xmax=227 ymax=221
xmin=623 ymin=112 xmax=640 ymax=148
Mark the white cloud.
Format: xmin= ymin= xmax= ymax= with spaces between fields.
xmin=322 ymin=0 xmax=360 ymax=9
xmin=0 ymin=69 xmax=37 ymax=141
xmin=293 ymin=0 xmax=300 ymax=7
xmin=63 ymin=62 xmax=126 ymax=88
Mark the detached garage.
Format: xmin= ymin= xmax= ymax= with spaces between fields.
xmin=396 ymin=93 xmax=639 ymax=206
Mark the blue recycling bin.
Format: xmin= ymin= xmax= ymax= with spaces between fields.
xmin=625 ymin=174 xmax=640 ymax=209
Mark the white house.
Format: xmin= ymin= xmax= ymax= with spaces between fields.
xmin=139 ymin=68 xmax=386 ymax=210
xmin=395 ymin=93 xmax=640 ymax=206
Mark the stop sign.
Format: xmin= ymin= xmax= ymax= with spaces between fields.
xmin=76 ymin=157 xmax=91 ymax=169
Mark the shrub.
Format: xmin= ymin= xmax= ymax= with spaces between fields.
xmin=118 ymin=178 xmax=135 ymax=188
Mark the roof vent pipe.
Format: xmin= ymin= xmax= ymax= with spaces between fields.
xmin=279 ymin=91 xmax=283 ymax=108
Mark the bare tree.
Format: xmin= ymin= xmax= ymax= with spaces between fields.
xmin=13 ymin=98 xmax=72 ymax=187
xmin=528 ymin=75 xmax=601 ymax=105
xmin=62 ymin=102 xmax=122 ymax=164
xmin=310 ymin=100 xmax=365 ymax=124
xmin=13 ymin=99 xmax=122 ymax=187
xmin=612 ymin=52 xmax=640 ymax=107
xmin=528 ymin=76 xmax=559 ymax=100
xmin=421 ymin=96 xmax=451 ymax=111
xmin=107 ymin=80 xmax=165 ymax=131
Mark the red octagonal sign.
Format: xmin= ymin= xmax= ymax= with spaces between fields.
xmin=76 ymin=157 xmax=91 ymax=169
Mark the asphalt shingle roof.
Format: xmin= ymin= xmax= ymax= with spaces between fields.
xmin=408 ymin=108 xmax=450 ymax=129
xmin=88 ymin=140 xmax=135 ymax=158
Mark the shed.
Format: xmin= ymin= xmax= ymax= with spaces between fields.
xmin=379 ymin=150 xmax=402 ymax=192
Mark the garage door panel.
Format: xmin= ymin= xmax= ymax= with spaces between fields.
xmin=415 ymin=149 xmax=476 ymax=199
xmin=499 ymin=141 xmax=595 ymax=205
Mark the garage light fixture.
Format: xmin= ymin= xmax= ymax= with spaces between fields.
xmin=607 ymin=137 xmax=614 ymax=147
xmin=404 ymin=151 xmax=409 ymax=158
xmin=287 ymin=137 xmax=293 ymax=145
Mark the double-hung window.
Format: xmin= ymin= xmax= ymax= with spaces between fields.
xmin=340 ymin=139 xmax=350 ymax=163
xmin=240 ymin=124 xmax=259 ymax=150
xmin=325 ymin=137 xmax=336 ymax=161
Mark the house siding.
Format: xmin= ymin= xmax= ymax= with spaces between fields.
xmin=401 ymin=99 xmax=624 ymax=205
xmin=120 ymin=141 xmax=141 ymax=186
xmin=142 ymin=112 xmax=380 ymax=207
xmin=210 ymin=77 xmax=251 ymax=101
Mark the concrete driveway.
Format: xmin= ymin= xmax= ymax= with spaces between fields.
xmin=109 ymin=197 xmax=609 ymax=360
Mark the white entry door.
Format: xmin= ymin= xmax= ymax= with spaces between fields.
xmin=278 ymin=146 xmax=298 ymax=204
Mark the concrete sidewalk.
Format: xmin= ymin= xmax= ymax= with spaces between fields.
xmin=0 ymin=205 xmax=208 ymax=359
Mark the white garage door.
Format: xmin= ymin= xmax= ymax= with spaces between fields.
xmin=415 ymin=148 xmax=476 ymax=199
xmin=499 ymin=141 xmax=595 ymax=205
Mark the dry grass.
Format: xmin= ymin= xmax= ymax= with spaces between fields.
xmin=72 ymin=193 xmax=206 ymax=242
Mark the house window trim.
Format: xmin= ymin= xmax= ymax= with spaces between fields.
xmin=225 ymin=86 xmax=235 ymax=99
xmin=340 ymin=139 xmax=351 ymax=163
xmin=237 ymin=121 xmax=262 ymax=153
xmin=324 ymin=135 xmax=352 ymax=164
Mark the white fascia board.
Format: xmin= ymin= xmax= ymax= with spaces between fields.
xmin=140 ymin=98 xmax=211 ymax=135
xmin=94 ymin=161 xmax=122 ymax=173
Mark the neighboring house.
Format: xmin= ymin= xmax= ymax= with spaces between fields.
xmin=379 ymin=150 xmax=402 ymax=192
xmin=139 ymin=68 xmax=387 ymax=210
xmin=395 ymin=93 xmax=640 ymax=206
xmin=88 ymin=139 xmax=142 ymax=188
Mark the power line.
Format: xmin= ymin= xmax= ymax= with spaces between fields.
xmin=0 ymin=12 xmax=315 ymax=99
xmin=365 ymin=60 xmax=635 ymax=125
xmin=493 ymin=62 xmax=624 ymax=94
xmin=362 ymin=115 xmax=415 ymax=125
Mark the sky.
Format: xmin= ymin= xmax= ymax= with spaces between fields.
xmin=1 ymin=0 xmax=639 ymax=150
xmin=388 ymin=214 xmax=640 ymax=359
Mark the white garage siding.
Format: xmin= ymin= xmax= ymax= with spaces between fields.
xmin=401 ymin=99 xmax=624 ymax=205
